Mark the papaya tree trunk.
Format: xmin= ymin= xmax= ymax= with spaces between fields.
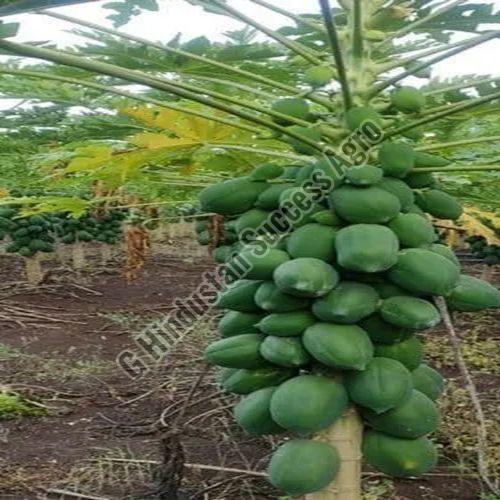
xmin=72 ymin=241 xmax=86 ymax=269
xmin=25 ymin=255 xmax=44 ymax=285
xmin=305 ymin=409 xmax=363 ymax=500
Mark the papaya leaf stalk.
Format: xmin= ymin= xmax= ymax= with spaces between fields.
xmin=352 ymin=0 xmax=363 ymax=61
xmin=416 ymin=136 xmax=500 ymax=152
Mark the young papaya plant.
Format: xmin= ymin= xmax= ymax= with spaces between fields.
xmin=0 ymin=1 xmax=499 ymax=498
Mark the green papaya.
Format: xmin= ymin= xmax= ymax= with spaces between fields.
xmin=268 ymin=440 xmax=340 ymax=496
xmin=446 ymin=275 xmax=500 ymax=311
xmin=380 ymin=296 xmax=441 ymax=331
xmin=362 ymin=390 xmax=439 ymax=439
xmin=270 ymin=375 xmax=348 ymax=433
xmin=377 ymin=177 xmax=415 ymax=212
xmin=329 ymin=186 xmax=401 ymax=224
xmin=285 ymin=126 xmax=322 ymax=155
xmin=335 ymin=224 xmax=399 ymax=273
xmin=391 ymin=86 xmax=426 ymax=114
xmin=254 ymin=281 xmax=310 ymax=312
xmin=303 ymin=323 xmax=373 ymax=370
xmin=213 ymin=245 xmax=232 ymax=264
xmin=345 ymin=106 xmax=383 ymax=131
xmin=255 ymin=183 xmax=294 ymax=210
xmin=305 ymin=65 xmax=335 ymax=87
xmin=360 ymin=314 xmax=413 ymax=345
xmin=197 ymin=230 xmax=211 ymax=246
xmin=414 ymin=151 xmax=450 ymax=168
xmin=221 ymin=366 xmax=296 ymax=394
xmin=345 ymin=357 xmax=412 ymax=413
xmin=272 ymin=98 xmax=310 ymax=125
xmin=416 ymin=189 xmax=463 ymax=220
xmin=260 ymin=336 xmax=311 ymax=367
xmin=423 ymin=243 xmax=461 ymax=268
xmin=388 ymin=213 xmax=437 ymax=248
xmin=278 ymin=166 xmax=300 ymax=180
xmin=218 ymin=311 xmax=264 ymax=337
xmin=204 ymin=334 xmax=265 ymax=369
xmin=362 ymin=431 xmax=438 ymax=478
xmin=411 ymin=364 xmax=445 ymax=401
xmin=257 ymin=311 xmax=316 ymax=336
xmin=374 ymin=335 xmax=423 ymax=370
xmin=216 ymin=280 xmax=262 ymax=312
xmin=234 ymin=387 xmax=285 ymax=436
xmin=404 ymin=171 xmax=435 ymax=188
xmin=18 ymin=246 xmax=35 ymax=257
xmin=312 ymin=281 xmax=380 ymax=324
xmin=227 ymin=248 xmax=290 ymax=281
xmin=388 ymin=248 xmax=460 ymax=296
xmin=372 ymin=281 xmax=410 ymax=299
xmin=235 ymin=209 xmax=270 ymax=235
xmin=286 ymin=223 xmax=336 ymax=261
xmin=378 ymin=142 xmax=415 ymax=178
xmin=312 ymin=209 xmax=343 ymax=227
xmin=195 ymin=220 xmax=208 ymax=234
xmin=250 ymin=163 xmax=284 ymax=181
xmin=273 ymin=258 xmax=339 ymax=298
xmin=345 ymin=165 xmax=384 ymax=186
xmin=199 ymin=177 xmax=267 ymax=215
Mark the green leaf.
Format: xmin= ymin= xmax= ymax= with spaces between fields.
xmin=0 ymin=21 xmax=18 ymax=38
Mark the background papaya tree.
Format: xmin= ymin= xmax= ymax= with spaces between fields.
xmin=0 ymin=1 xmax=499 ymax=497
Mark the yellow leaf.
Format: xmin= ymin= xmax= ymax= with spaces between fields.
xmin=121 ymin=106 xmax=157 ymax=127
xmin=0 ymin=188 xmax=10 ymax=198
xmin=129 ymin=132 xmax=200 ymax=150
xmin=65 ymin=145 xmax=113 ymax=173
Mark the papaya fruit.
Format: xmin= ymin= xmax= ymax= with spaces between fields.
xmin=18 ymin=246 xmax=35 ymax=257
xmin=345 ymin=106 xmax=383 ymax=131
xmin=388 ymin=213 xmax=437 ymax=247
xmin=388 ymin=248 xmax=460 ymax=296
xmin=378 ymin=142 xmax=415 ymax=178
xmin=218 ymin=311 xmax=264 ymax=337
xmin=360 ymin=314 xmax=413 ymax=345
xmin=345 ymin=165 xmax=383 ymax=186
xmin=255 ymin=183 xmax=294 ymax=210
xmin=221 ymin=366 xmax=296 ymax=394
xmin=260 ymin=336 xmax=311 ymax=367
xmin=234 ymin=387 xmax=285 ymax=436
xmin=285 ymin=126 xmax=322 ymax=155
xmin=416 ymin=189 xmax=463 ymax=220
xmin=404 ymin=171 xmax=435 ymax=188
xmin=303 ymin=323 xmax=374 ymax=370
xmin=411 ymin=364 xmax=445 ymax=401
xmin=335 ymin=224 xmax=399 ymax=273
xmin=362 ymin=431 xmax=438 ymax=478
xmin=197 ymin=230 xmax=211 ymax=246
xmin=446 ymin=275 xmax=500 ymax=311
xmin=213 ymin=245 xmax=232 ymax=264
xmin=414 ymin=151 xmax=450 ymax=168
xmin=372 ymin=281 xmax=410 ymax=299
xmin=312 ymin=209 xmax=343 ymax=227
xmin=305 ymin=65 xmax=335 ymax=87
xmin=204 ymin=334 xmax=265 ymax=369
xmin=286 ymin=223 xmax=337 ymax=261
xmin=226 ymin=248 xmax=290 ymax=281
xmin=273 ymin=258 xmax=339 ymax=298
xmin=249 ymin=163 xmax=284 ymax=181
xmin=272 ymin=98 xmax=310 ymax=125
xmin=254 ymin=281 xmax=310 ymax=312
xmin=270 ymin=375 xmax=348 ymax=433
xmin=345 ymin=357 xmax=412 ymax=413
xmin=257 ymin=311 xmax=316 ymax=336
xmin=423 ymin=243 xmax=461 ymax=268
xmin=329 ymin=186 xmax=401 ymax=224
xmin=377 ymin=177 xmax=415 ymax=212
xmin=391 ymin=86 xmax=426 ymax=114
xmin=268 ymin=439 xmax=340 ymax=496
xmin=278 ymin=166 xmax=300 ymax=180
xmin=199 ymin=177 xmax=267 ymax=215
xmin=362 ymin=390 xmax=439 ymax=439
xmin=374 ymin=335 xmax=423 ymax=370
xmin=312 ymin=281 xmax=380 ymax=324
xmin=235 ymin=209 xmax=270 ymax=235
xmin=216 ymin=280 xmax=262 ymax=312
xmin=380 ymin=296 xmax=441 ymax=331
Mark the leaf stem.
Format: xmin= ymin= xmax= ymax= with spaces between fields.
xmin=204 ymin=143 xmax=313 ymax=163
xmin=424 ymin=76 xmax=500 ymax=96
xmin=416 ymin=136 xmax=500 ymax=151
xmin=416 ymin=165 xmax=500 ymax=172
xmin=318 ymin=0 xmax=353 ymax=111
xmin=352 ymin=0 xmax=363 ymax=61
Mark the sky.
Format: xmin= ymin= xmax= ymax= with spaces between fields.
xmin=1 ymin=0 xmax=500 ymax=108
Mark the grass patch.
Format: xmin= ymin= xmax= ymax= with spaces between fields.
xmin=0 ymin=392 xmax=47 ymax=420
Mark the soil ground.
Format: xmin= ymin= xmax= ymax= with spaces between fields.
xmin=0 ymin=228 xmax=498 ymax=500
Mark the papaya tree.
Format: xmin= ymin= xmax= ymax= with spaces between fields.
xmin=0 ymin=0 xmax=500 ymax=498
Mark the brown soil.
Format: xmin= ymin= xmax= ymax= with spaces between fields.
xmin=0 ymin=239 xmax=498 ymax=499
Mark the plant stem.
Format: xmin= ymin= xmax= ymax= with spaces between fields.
xmin=375 ymin=0 xmax=467 ymax=49
xmin=424 ymin=76 xmax=500 ymax=96
xmin=416 ymin=165 xmax=500 ymax=172
xmin=416 ymin=136 xmax=500 ymax=151
xmin=0 ymin=68 xmax=262 ymax=135
xmin=0 ymin=39 xmax=332 ymax=155
xmin=385 ymin=89 xmax=500 ymax=139
xmin=318 ymin=0 xmax=353 ymax=111
xmin=247 ymin=0 xmax=326 ymax=33
xmin=352 ymin=0 xmax=363 ymax=61
xmin=371 ymin=30 xmax=500 ymax=96
xmin=204 ymin=144 xmax=313 ymax=163
xmin=208 ymin=0 xmax=324 ymax=65
xmin=41 ymin=10 xmax=334 ymax=110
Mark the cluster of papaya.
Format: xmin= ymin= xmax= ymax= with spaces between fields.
xmin=466 ymin=236 xmax=500 ymax=266
xmin=0 ymin=206 xmax=126 ymax=258
xmin=198 ymin=150 xmax=500 ymax=495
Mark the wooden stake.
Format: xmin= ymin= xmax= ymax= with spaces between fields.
xmin=72 ymin=241 xmax=86 ymax=269
xmin=305 ymin=409 xmax=363 ymax=500
xmin=25 ymin=255 xmax=44 ymax=285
